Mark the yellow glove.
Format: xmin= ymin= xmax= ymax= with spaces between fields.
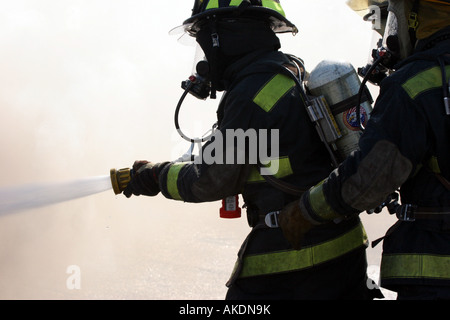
xmin=279 ymin=200 xmax=316 ymax=250
xmin=280 ymin=177 xmax=347 ymax=249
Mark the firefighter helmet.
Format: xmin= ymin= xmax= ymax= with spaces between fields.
xmin=181 ymin=0 xmax=297 ymax=36
xmin=385 ymin=0 xmax=450 ymax=58
xmin=348 ymin=0 xmax=450 ymax=59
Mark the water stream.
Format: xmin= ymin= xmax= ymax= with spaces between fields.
xmin=0 ymin=175 xmax=112 ymax=216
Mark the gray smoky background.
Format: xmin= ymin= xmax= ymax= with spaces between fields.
xmin=0 ymin=0 xmax=396 ymax=299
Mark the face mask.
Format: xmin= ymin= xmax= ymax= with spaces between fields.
xmin=357 ymin=2 xmax=414 ymax=86
xmin=382 ymin=11 xmax=404 ymax=57
xmin=181 ymin=44 xmax=212 ymax=100
xmin=357 ymin=12 xmax=402 ymax=86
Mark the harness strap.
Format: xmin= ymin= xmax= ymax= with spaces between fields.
xmin=372 ymin=207 xmax=450 ymax=248
xmin=259 ymin=169 xmax=305 ymax=197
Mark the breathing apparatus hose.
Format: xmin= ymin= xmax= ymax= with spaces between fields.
xmin=174 ymin=81 xmax=216 ymax=144
xmin=174 ymin=82 xmax=195 ymax=143
xmin=356 ymin=56 xmax=384 ymax=131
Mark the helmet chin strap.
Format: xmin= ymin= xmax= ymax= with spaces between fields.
xmin=209 ymin=18 xmax=220 ymax=99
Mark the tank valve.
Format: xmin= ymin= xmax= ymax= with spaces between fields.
xmin=110 ymin=168 xmax=132 ymax=195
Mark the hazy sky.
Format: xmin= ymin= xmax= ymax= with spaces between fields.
xmin=0 ymin=0 xmax=396 ymax=299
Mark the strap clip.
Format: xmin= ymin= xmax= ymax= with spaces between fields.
xmin=408 ymin=12 xmax=419 ymax=31
xmin=396 ymin=204 xmax=417 ymax=222
xmin=265 ymin=211 xmax=281 ymax=228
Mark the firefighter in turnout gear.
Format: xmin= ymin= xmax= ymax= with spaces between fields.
xmin=122 ymin=0 xmax=381 ymax=299
xmin=280 ymin=0 xmax=450 ymax=300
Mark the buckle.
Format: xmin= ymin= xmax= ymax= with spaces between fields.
xmin=396 ymin=204 xmax=417 ymax=222
xmin=265 ymin=211 xmax=281 ymax=228
xmin=408 ymin=12 xmax=419 ymax=30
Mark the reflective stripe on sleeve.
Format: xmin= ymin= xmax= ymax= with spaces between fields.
xmin=308 ymin=180 xmax=341 ymax=222
xmin=166 ymin=163 xmax=187 ymax=201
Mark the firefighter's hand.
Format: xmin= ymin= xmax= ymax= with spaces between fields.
xmin=279 ymin=200 xmax=314 ymax=250
xmin=123 ymin=161 xmax=166 ymax=198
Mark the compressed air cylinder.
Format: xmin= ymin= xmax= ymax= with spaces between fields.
xmin=307 ymin=60 xmax=373 ymax=162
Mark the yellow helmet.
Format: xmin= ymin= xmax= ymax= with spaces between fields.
xmin=348 ymin=0 xmax=450 ymax=59
xmin=347 ymin=0 xmax=450 ymax=12
xmin=386 ymin=0 xmax=450 ymax=57
xmin=181 ymin=0 xmax=297 ymax=36
xmin=413 ymin=0 xmax=450 ymax=40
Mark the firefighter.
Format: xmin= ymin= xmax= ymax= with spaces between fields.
xmin=123 ymin=0 xmax=380 ymax=299
xmin=280 ymin=0 xmax=450 ymax=300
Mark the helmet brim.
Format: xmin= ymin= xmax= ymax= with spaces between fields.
xmin=182 ymin=7 xmax=298 ymax=35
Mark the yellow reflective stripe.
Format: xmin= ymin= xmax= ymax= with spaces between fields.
xmin=261 ymin=0 xmax=286 ymax=17
xmin=166 ymin=163 xmax=186 ymax=200
xmin=402 ymin=65 xmax=450 ymax=99
xmin=253 ymin=74 xmax=295 ymax=112
xmin=229 ymin=0 xmax=244 ymax=6
xmin=205 ymin=0 xmax=285 ymax=15
xmin=206 ymin=0 xmax=242 ymax=9
xmin=205 ymin=0 xmax=219 ymax=10
xmin=381 ymin=253 xmax=450 ymax=280
xmin=239 ymin=223 xmax=368 ymax=278
xmin=308 ymin=180 xmax=340 ymax=221
xmin=247 ymin=157 xmax=294 ymax=183
xmin=427 ymin=156 xmax=442 ymax=174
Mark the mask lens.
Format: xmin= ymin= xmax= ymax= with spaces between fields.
xmin=180 ymin=44 xmax=211 ymax=100
xmin=382 ymin=12 xmax=399 ymax=50
xmin=192 ymin=44 xmax=207 ymax=74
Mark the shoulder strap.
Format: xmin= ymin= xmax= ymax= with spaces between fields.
xmin=257 ymin=164 xmax=305 ymax=197
xmin=255 ymin=55 xmax=336 ymax=197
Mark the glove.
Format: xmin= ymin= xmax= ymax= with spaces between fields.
xmin=278 ymin=199 xmax=315 ymax=250
xmin=123 ymin=161 xmax=168 ymax=198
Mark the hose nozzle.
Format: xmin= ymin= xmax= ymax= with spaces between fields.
xmin=110 ymin=168 xmax=132 ymax=195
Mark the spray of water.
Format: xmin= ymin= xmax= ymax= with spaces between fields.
xmin=0 ymin=175 xmax=112 ymax=217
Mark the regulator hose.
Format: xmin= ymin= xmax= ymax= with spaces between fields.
xmin=356 ymin=56 xmax=383 ymax=131
xmin=174 ymin=81 xmax=217 ymax=144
